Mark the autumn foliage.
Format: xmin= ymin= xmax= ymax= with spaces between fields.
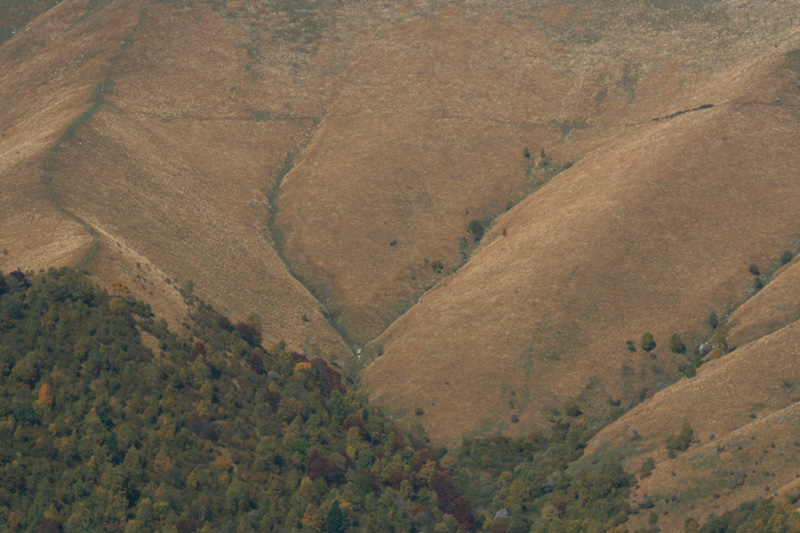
xmin=37 ymin=383 xmax=54 ymax=408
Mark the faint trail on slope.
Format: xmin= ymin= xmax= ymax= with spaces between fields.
xmin=41 ymin=3 xmax=146 ymax=271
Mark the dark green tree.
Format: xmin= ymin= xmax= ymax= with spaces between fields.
xmin=468 ymin=220 xmax=484 ymax=241
xmin=325 ymin=500 xmax=349 ymax=533
xmin=669 ymin=334 xmax=686 ymax=354
xmin=707 ymin=311 xmax=718 ymax=330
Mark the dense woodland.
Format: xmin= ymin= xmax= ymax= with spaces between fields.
xmin=0 ymin=269 xmax=796 ymax=532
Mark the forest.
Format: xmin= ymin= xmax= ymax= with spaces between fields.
xmin=0 ymin=268 xmax=796 ymax=532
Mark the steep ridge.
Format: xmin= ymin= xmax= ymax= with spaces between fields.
xmin=363 ymin=40 xmax=800 ymax=445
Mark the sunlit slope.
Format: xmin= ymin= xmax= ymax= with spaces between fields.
xmin=43 ymin=1 xmax=353 ymax=360
xmin=274 ymin=0 xmax=800 ymax=347
xmin=0 ymin=0 xmax=140 ymax=274
xmin=3 ymin=0 xmax=800 ymax=421
xmin=364 ymin=45 xmax=800 ymax=445
xmin=581 ymin=314 xmax=800 ymax=531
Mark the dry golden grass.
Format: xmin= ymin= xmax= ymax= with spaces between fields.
xmin=364 ymin=33 xmax=800 ymax=445
xmin=2 ymin=1 xmax=800 ymax=499
xmin=582 ymin=317 xmax=800 ymax=530
xmin=4 ymin=0 xmax=800 ymax=526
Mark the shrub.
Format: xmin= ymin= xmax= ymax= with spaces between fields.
xmin=641 ymin=332 xmax=656 ymax=352
xmin=666 ymin=419 xmax=694 ymax=453
xmin=564 ymin=401 xmax=581 ymax=417
xmin=669 ymin=334 xmax=686 ymax=354
xmin=684 ymin=364 xmax=696 ymax=378
xmin=639 ymin=458 xmax=655 ymax=478
xmin=753 ymin=277 xmax=763 ymax=291
xmin=707 ymin=311 xmax=718 ymax=330
xmin=780 ymin=249 xmax=794 ymax=265
xmin=235 ymin=322 xmax=262 ymax=346
xmin=468 ymin=219 xmax=484 ymax=241
xmin=748 ymin=263 xmax=760 ymax=276
xmin=625 ymin=340 xmax=636 ymax=352
xmin=710 ymin=321 xmax=729 ymax=355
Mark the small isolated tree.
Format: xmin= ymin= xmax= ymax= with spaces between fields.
xmin=641 ymin=332 xmax=656 ymax=352
xmin=707 ymin=311 xmax=718 ymax=330
xmin=468 ymin=219 xmax=484 ymax=241
xmin=780 ymin=249 xmax=794 ymax=266
xmin=748 ymin=263 xmax=760 ymax=276
xmin=639 ymin=457 xmax=655 ymax=478
xmin=669 ymin=334 xmax=686 ymax=354
xmin=523 ymin=147 xmax=531 ymax=158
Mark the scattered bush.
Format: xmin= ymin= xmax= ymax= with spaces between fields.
xmin=468 ymin=219 xmax=484 ymax=241
xmin=641 ymin=332 xmax=656 ymax=352
xmin=640 ymin=457 xmax=655 ymax=478
xmin=564 ymin=401 xmax=582 ymax=417
xmin=710 ymin=321 xmax=729 ymax=355
xmin=669 ymin=334 xmax=686 ymax=354
xmin=626 ymin=340 xmax=636 ymax=352
xmin=666 ymin=419 xmax=694 ymax=454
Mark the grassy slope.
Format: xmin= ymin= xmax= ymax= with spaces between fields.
xmin=581 ymin=313 xmax=800 ymax=531
xmin=3 ymin=0 xmax=800 ymax=468
xmin=363 ymin=16 xmax=800 ymax=446
xmin=0 ymin=0 xmax=133 ymax=275
xmin=1 ymin=0 xmax=354 ymax=361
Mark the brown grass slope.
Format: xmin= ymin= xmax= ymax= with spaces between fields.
xmin=581 ymin=308 xmax=800 ymax=531
xmin=364 ymin=29 xmax=800 ymax=445
xmin=0 ymin=0 xmax=356 ymax=359
xmin=3 ymin=0 xmax=800 ymax=454
xmin=0 ymin=0 xmax=138 ymax=275
xmin=276 ymin=0 xmax=800 ymax=349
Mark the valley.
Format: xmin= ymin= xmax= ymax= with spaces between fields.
xmin=2 ymin=0 xmax=800 ymax=529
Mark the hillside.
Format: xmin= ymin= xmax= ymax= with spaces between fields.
xmin=579 ymin=289 xmax=800 ymax=531
xmin=3 ymin=0 xmax=800 ymax=527
xmin=364 ymin=31 xmax=800 ymax=445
